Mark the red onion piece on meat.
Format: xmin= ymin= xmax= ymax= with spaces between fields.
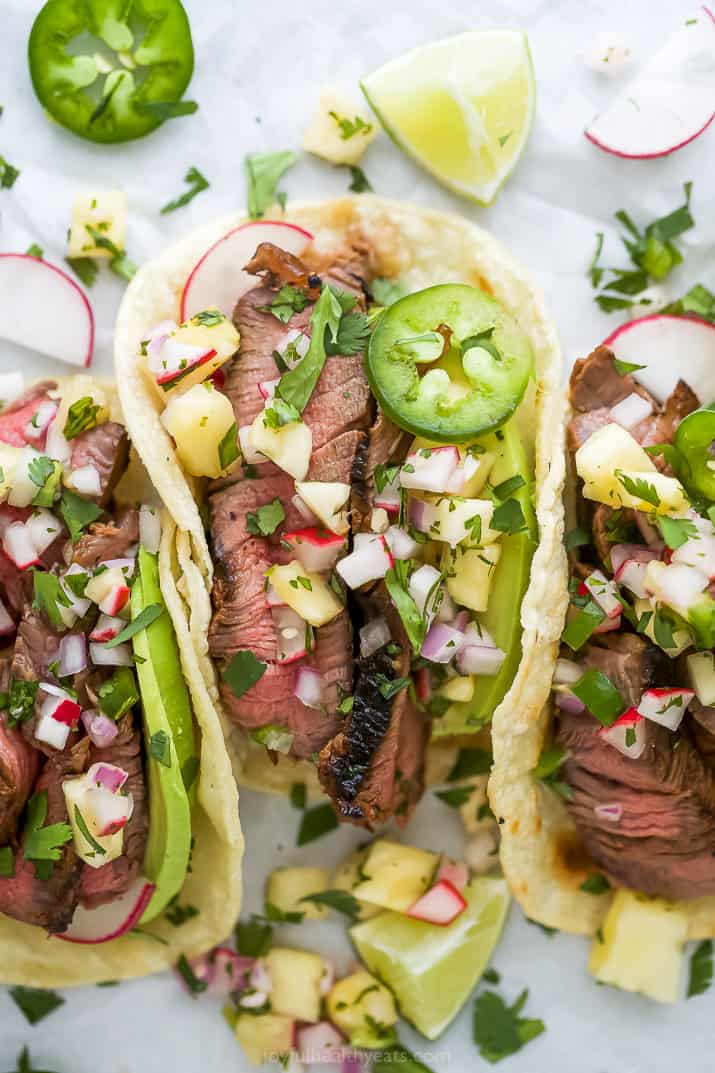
xmin=294 ymin=667 xmax=324 ymax=709
xmin=87 ymin=762 xmax=128 ymax=793
xmin=81 ymin=709 xmax=119 ymax=748
xmin=594 ymin=803 xmax=623 ymax=823
xmin=555 ymin=690 xmax=586 ymax=715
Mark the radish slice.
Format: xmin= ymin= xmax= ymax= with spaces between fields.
xmin=637 ymin=686 xmax=694 ymax=731
xmin=609 ymin=393 xmax=653 ymax=431
xmin=407 ymin=878 xmax=467 ymax=926
xmin=585 ymin=9 xmax=715 ymax=159
xmin=435 ymin=855 xmax=469 ymax=893
xmin=60 ymin=876 xmax=155 ymax=943
xmin=296 ymin=1021 xmax=345 ymax=1064
xmin=294 ymin=666 xmax=324 ymax=710
xmin=2 ymin=522 xmax=40 ymax=570
xmin=599 ymin=708 xmax=647 ymax=759
xmin=283 ymin=528 xmax=345 ymax=573
xmin=336 ymin=534 xmax=393 ymax=589
xmin=181 ymin=220 xmax=313 ymax=320
xmin=603 ymin=315 xmax=715 ymax=404
xmin=0 ymin=254 xmax=94 ymax=367
xmin=582 ymin=569 xmax=622 ymax=618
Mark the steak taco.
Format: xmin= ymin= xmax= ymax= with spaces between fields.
xmin=0 ymin=374 xmax=242 ymax=986
xmin=491 ymin=335 xmax=715 ymax=999
xmin=114 ymin=195 xmax=564 ymax=828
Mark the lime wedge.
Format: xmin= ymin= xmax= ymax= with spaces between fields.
xmin=350 ymin=876 xmax=510 ymax=1040
xmin=361 ymin=31 xmax=535 ymax=205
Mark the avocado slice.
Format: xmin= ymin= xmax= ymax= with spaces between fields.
xmin=131 ymin=548 xmax=196 ymax=923
xmin=431 ymin=419 xmax=536 ymax=737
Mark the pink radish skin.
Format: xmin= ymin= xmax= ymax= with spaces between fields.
xmin=181 ymin=220 xmax=313 ymax=321
xmin=60 ymin=876 xmax=155 ymax=943
xmin=0 ymin=254 xmax=94 ymax=367
xmin=603 ymin=315 xmax=715 ymax=404
xmin=407 ymin=878 xmax=467 ymax=926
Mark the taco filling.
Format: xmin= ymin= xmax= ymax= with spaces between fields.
xmin=140 ymin=227 xmax=538 ymax=828
xmin=556 ymin=344 xmax=715 ymax=900
xmin=0 ymin=377 xmax=196 ymax=938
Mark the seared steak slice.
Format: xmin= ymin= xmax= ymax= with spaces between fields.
xmin=573 ymin=633 xmax=668 ymax=709
xmin=0 ymin=381 xmax=57 ymax=447
xmin=558 ymin=708 xmax=715 ymax=899
xmin=0 ymin=659 xmax=40 ymax=844
xmin=12 ymin=611 xmax=61 ymax=683
xmin=70 ymin=422 xmax=129 ymax=507
xmin=72 ymin=508 xmax=139 ymax=569
xmin=0 ymin=549 xmax=29 ymax=619
xmin=81 ymin=713 xmax=148 ymax=908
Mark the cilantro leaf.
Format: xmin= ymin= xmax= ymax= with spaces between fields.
xmin=0 ymin=845 xmax=14 ymax=877
xmin=491 ymin=498 xmax=527 ymax=534
xmin=657 ymin=515 xmax=697 ymax=550
xmin=473 ymin=988 xmax=545 ymax=1063
xmin=564 ymin=525 xmax=590 ymax=552
xmin=218 ymin=421 xmax=240 ymax=471
xmin=300 ymin=888 xmax=361 ymax=919
xmin=65 ymin=256 xmax=99 ymax=288
xmin=150 ymin=729 xmax=172 ymax=767
xmin=447 ymin=747 xmax=492 ymax=781
xmin=73 ymin=805 xmax=107 ymax=858
xmin=97 ymin=667 xmax=139 ymax=720
xmin=616 ymin=471 xmax=661 ymax=508
xmin=580 ymin=873 xmax=611 ymax=894
xmin=492 ymin=474 xmax=526 ymax=499
xmin=28 ymin=455 xmax=54 ymax=489
xmin=259 ymin=284 xmax=309 ymax=324
xmin=384 ymin=567 xmax=425 ymax=654
xmin=372 ymin=1043 xmax=436 ymax=1073
xmin=533 ymin=743 xmax=569 ymax=779
xmin=246 ymin=497 xmax=285 ymax=537
xmin=25 ymin=243 xmax=43 ymax=259
xmin=103 ymin=604 xmax=163 ymax=648
xmin=612 ymin=357 xmax=646 ymax=377
xmin=30 ymin=459 xmax=62 ymax=508
xmin=235 ymin=916 xmax=273 ymax=957
xmin=687 ymin=939 xmax=713 ymax=998
xmin=588 ymin=231 xmax=605 ymax=288
xmin=85 ymin=226 xmax=137 ymax=281
xmin=347 ymin=164 xmax=372 ymax=192
xmin=161 ymin=166 xmax=210 ymax=214
xmin=222 ymin=650 xmax=267 ymax=698
xmin=290 ymin=782 xmax=306 ymax=809
xmin=23 ymin=792 xmax=73 ymax=873
xmin=435 ymin=785 xmax=474 ymax=807
xmin=2 ymin=679 xmax=39 ymax=728
xmin=0 ymin=155 xmax=20 ymax=189
xmin=263 ymin=901 xmax=304 ymax=924
xmin=63 ymin=396 xmax=100 ymax=440
xmin=8 ymin=987 xmax=64 ymax=1026
xmin=329 ymin=111 xmax=373 ymax=140
xmin=245 ymin=150 xmax=297 ymax=219
xmin=175 ymin=953 xmax=207 ymax=997
xmin=32 ymin=570 xmax=71 ymax=630
xmin=59 ymin=488 xmax=103 ymax=542
xmin=326 ymin=310 xmax=370 ymax=356
xmin=297 ymin=803 xmax=339 ymax=846
xmin=277 ymin=284 xmax=343 ymax=413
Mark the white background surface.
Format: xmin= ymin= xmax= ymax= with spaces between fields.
xmin=2 ymin=0 xmax=715 ymax=1069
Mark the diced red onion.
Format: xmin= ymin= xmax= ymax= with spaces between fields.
xmin=359 ymin=616 xmax=391 ymax=658
xmin=249 ymin=958 xmax=273 ymax=993
xmin=408 ymin=496 xmax=438 ymax=534
xmin=292 ymin=493 xmax=318 ymax=524
xmin=384 ymin=525 xmax=419 ymax=561
xmin=144 ymin=320 xmax=177 ymax=371
xmin=69 ymin=464 xmax=101 ymax=497
xmin=554 ymin=658 xmax=583 ymax=685
xmin=58 ymin=633 xmax=87 ymax=676
xmin=81 ymin=709 xmax=119 ymax=748
xmin=399 ymin=446 xmax=459 ymax=493
xmin=87 ymin=762 xmax=129 ymax=793
xmin=139 ymin=505 xmax=161 ymax=554
xmin=0 ymin=594 xmax=15 ymax=636
xmin=421 ymin=622 xmax=465 ymax=664
xmin=272 ymin=605 xmax=308 ymax=664
xmin=90 ymin=641 xmax=133 ymax=667
xmin=294 ymin=666 xmax=324 ymax=710
xmin=609 ymin=392 xmax=653 ymax=431
xmin=594 ymin=802 xmax=623 ymax=823
xmin=457 ymin=642 xmax=506 ymax=676
xmin=297 ymin=1021 xmax=345 ymax=1065
xmin=555 ymin=690 xmax=586 ymax=714
xmin=452 ymin=609 xmax=470 ymax=633
xmin=26 ymin=509 xmax=62 ymax=555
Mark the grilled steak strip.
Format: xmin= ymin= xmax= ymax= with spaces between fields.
xmin=0 ymin=659 xmax=40 ymax=845
xmin=70 ymin=421 xmax=130 ymax=507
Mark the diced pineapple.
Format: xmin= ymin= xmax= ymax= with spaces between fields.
xmin=158 ymin=311 xmax=240 ymax=395
xmin=265 ymin=947 xmax=325 ymax=1023
xmin=0 ymin=444 xmax=21 ymax=502
xmin=55 ymin=378 xmax=110 ymax=441
xmin=234 ymin=1012 xmax=294 ymax=1067
xmin=589 ymin=889 xmax=687 ymax=1003
xmin=249 ymin=411 xmax=312 ymax=480
xmin=353 ymin=840 xmax=437 ymax=913
xmin=443 ymin=543 xmax=501 ymax=613
xmin=303 ymin=86 xmax=378 ymax=165
xmin=459 ymin=449 xmax=497 ymax=497
xmin=432 ymin=497 xmax=497 ymax=548
xmin=687 ymin=651 xmax=715 ymax=705
xmin=67 ymin=189 xmax=128 ymax=259
xmin=266 ymin=866 xmax=330 ymax=921
xmin=161 ymin=382 xmax=237 ymax=479
xmin=326 ymin=969 xmax=397 ymax=1048
xmin=63 ymin=776 xmax=124 ymax=869
xmin=294 ymin=480 xmax=350 ymax=534
xmin=438 ymin=675 xmax=475 ymax=703
xmin=333 ymin=848 xmax=380 ymax=921
xmin=576 ymin=422 xmax=658 ymax=507
xmin=610 ymin=471 xmax=688 ymax=515
xmin=267 ymin=561 xmax=343 ymax=627
xmin=632 ymin=598 xmax=692 ymax=657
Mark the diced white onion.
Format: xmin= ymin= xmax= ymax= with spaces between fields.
xmin=294 ymin=666 xmax=324 ymax=710
xmin=609 ymin=392 xmax=653 ymax=431
xmin=68 ymin=464 xmax=101 ymax=497
xmin=58 ymin=633 xmax=87 ymax=677
xmin=90 ymin=641 xmax=133 ymax=667
xmin=359 ymin=616 xmax=391 ymax=658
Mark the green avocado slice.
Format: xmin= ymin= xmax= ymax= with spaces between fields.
xmin=431 ymin=419 xmax=536 ymax=737
xmin=131 ymin=548 xmax=195 ymax=923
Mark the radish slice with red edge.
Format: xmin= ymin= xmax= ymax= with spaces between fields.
xmin=434 ymin=855 xmax=469 ymax=892
xmin=0 ymin=254 xmax=94 ymax=367
xmin=181 ymin=220 xmax=313 ymax=321
xmin=407 ymin=878 xmax=467 ymax=926
xmin=586 ymin=8 xmax=715 ymax=159
xmin=637 ymin=687 xmax=694 ymax=731
xmin=399 ymin=446 xmax=459 ymax=493
xmin=296 ymin=1021 xmax=345 ymax=1064
xmin=283 ymin=527 xmax=345 ymax=573
xmin=599 ymin=708 xmax=646 ymax=759
xmin=603 ymin=315 xmax=715 ymax=405
xmin=60 ymin=876 xmax=155 ymax=943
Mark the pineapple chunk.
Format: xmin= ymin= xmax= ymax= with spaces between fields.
xmin=610 ymin=471 xmax=688 ymax=515
xmin=56 ymin=378 xmax=110 ymax=436
xmin=333 ymin=848 xmax=380 ymax=921
xmin=267 ymin=560 xmax=343 ymax=627
xmin=158 ymin=312 xmax=240 ymax=395
xmin=353 ymin=839 xmax=437 ymax=913
xmin=303 ymin=86 xmax=378 ymax=165
xmin=632 ymin=597 xmax=692 ymax=657
xmin=438 ymin=675 xmax=475 ymax=703
xmin=432 ymin=497 xmax=498 ymax=548
xmin=575 ymin=422 xmax=655 ymax=506
xmin=161 ymin=382 xmax=237 ymax=479
xmin=67 ymin=189 xmax=127 ymax=259
xmin=234 ymin=1012 xmax=294 ymax=1067
xmin=266 ymin=866 xmax=330 ymax=921
xmin=444 ymin=543 xmax=501 ymax=613
xmin=265 ymin=947 xmax=325 ymax=1023
xmin=687 ymin=651 xmax=715 ymax=705
xmin=326 ymin=969 xmax=397 ymax=1048
xmin=63 ymin=776 xmax=124 ymax=869
xmin=589 ymin=889 xmax=687 ymax=1003
xmin=294 ymin=480 xmax=350 ymax=534
xmin=249 ymin=411 xmax=312 ymax=480
xmin=0 ymin=444 xmax=21 ymax=502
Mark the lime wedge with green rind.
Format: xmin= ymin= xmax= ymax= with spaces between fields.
xmin=351 ymin=876 xmax=510 ymax=1039
xmin=361 ymin=31 xmax=535 ymax=205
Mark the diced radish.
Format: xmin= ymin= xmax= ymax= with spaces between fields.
xmin=276 ymin=328 xmax=311 ymax=370
xmin=180 ymin=220 xmax=314 ymax=320
xmin=421 ymin=622 xmax=465 ymax=664
xmin=272 ymin=605 xmax=308 ymax=663
xmin=24 ymin=399 xmax=58 ymax=442
xmin=258 ymin=378 xmax=280 ymax=401
xmin=26 ymin=509 xmax=62 ymax=555
xmin=84 ymin=784 xmax=133 ymax=836
xmin=399 ymin=447 xmax=459 ymax=493
xmin=610 ymin=543 xmax=661 ymax=576
xmin=188 ymin=948 xmax=254 ymax=995
xmin=87 ymin=762 xmax=128 ymax=793
xmin=609 ymin=393 xmax=653 ymax=431
xmin=59 ymin=565 xmax=92 ymax=624
xmin=384 ymin=524 xmax=419 ymax=561
xmin=292 ymin=493 xmax=318 ymax=525
xmin=603 ymin=315 xmax=715 ymax=406
xmin=673 ymin=532 xmax=715 ymax=578
xmin=90 ymin=640 xmax=133 ymax=667
xmin=249 ymin=958 xmax=273 ymax=993
xmin=446 ymin=452 xmax=480 ymax=495
xmin=60 ymin=876 xmax=155 ymax=943
xmin=81 ymin=709 xmax=119 ymax=749
xmin=583 ymin=569 xmax=622 ymax=618
xmin=407 ymin=878 xmax=467 ymax=926
xmin=36 ymin=688 xmax=81 ymax=749
xmin=139 ymin=505 xmax=161 ymax=554
xmin=594 ymin=803 xmax=623 ymax=823
xmin=359 ymin=616 xmax=391 ymax=658
xmin=0 ymin=254 xmax=94 ymax=367
xmin=599 ymin=708 xmax=647 ymax=759
xmin=637 ymin=687 xmax=694 ymax=731
xmin=58 ymin=633 xmax=87 ymax=677
xmin=592 ymin=613 xmax=622 ymax=634
xmin=0 ymin=594 xmax=14 ymax=636
xmin=554 ymin=658 xmax=583 ymax=685
xmin=239 ymin=424 xmax=264 ymax=465
xmin=374 ymin=470 xmax=401 ymax=514
xmin=2 ymin=522 xmax=40 ymax=569
xmin=151 ymin=341 xmax=217 ymax=388
xmin=0 ymin=372 xmax=24 ymax=409
xmin=90 ymin=614 xmax=125 ymax=642
xmin=296 ymin=1021 xmax=345 ymax=1064
xmin=435 ymin=855 xmax=469 ymax=893
xmin=86 ymin=566 xmax=131 ymax=615
xmin=408 ymin=496 xmax=438 ymax=534
xmin=68 ymin=464 xmax=101 ymax=498
xmin=294 ymin=666 xmax=324 ymax=710
xmin=408 ymin=563 xmax=442 ymax=623
xmin=35 ymin=714 xmax=70 ymax=751
xmin=585 ymin=10 xmax=715 ymax=159
xmin=645 ymin=560 xmax=708 ymax=612
xmin=615 ymin=559 xmax=650 ymax=599
xmin=283 ymin=528 xmax=345 ymax=573
xmin=237 ymin=988 xmax=269 ymax=1009
xmin=336 ymin=534 xmax=392 ymax=589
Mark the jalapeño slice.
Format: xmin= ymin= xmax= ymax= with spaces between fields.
xmin=674 ymin=406 xmax=715 ymax=501
xmin=28 ymin=0 xmax=194 ymax=144
xmin=366 ymin=283 xmax=533 ymax=442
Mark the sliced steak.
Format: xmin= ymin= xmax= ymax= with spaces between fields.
xmin=72 ymin=508 xmax=139 ymax=569
xmin=574 ymin=633 xmax=668 ymax=708
xmin=0 ymin=381 xmax=57 ymax=448
xmin=70 ymin=421 xmax=129 ymax=507
xmin=81 ymin=713 xmax=148 ymax=908
xmin=0 ymin=659 xmax=40 ymax=844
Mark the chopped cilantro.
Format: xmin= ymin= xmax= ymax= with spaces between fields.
xmin=259 ymin=284 xmax=310 ymax=324
xmin=564 ymin=526 xmax=590 ymax=552
xmin=0 ymin=845 xmax=14 ymax=877
xmin=435 ymin=785 xmax=474 ymax=808
xmin=579 ymin=873 xmax=611 ymax=894
xmin=246 ymin=497 xmax=285 ymax=537
xmin=245 ymin=150 xmax=297 ymax=219
xmin=491 ymin=498 xmax=527 ymax=534
xmin=104 ymin=604 xmax=163 ymax=647
xmin=492 ymin=474 xmax=526 ymax=499
xmin=165 ymin=897 xmax=200 ymax=926
xmin=74 ymin=805 xmax=107 ymax=858
xmin=616 ymin=471 xmax=661 ymax=508
xmin=65 ymin=256 xmax=99 ymax=288
xmin=23 ymin=792 xmax=73 ymax=876
xmin=25 ymin=243 xmax=43 ymax=259
xmin=150 ymin=729 xmax=172 ymax=767
xmin=0 ymin=155 xmax=20 ymax=188
xmin=277 ymin=284 xmax=343 ymax=413
xmin=97 ymin=667 xmax=140 ymax=720
xmin=297 ymin=802 xmax=338 ymax=846
xmin=300 ymin=888 xmax=361 ymax=919
xmin=370 ymin=277 xmax=406 ymax=308
xmin=612 ymin=357 xmax=647 ymax=377
xmin=218 ymin=421 xmax=240 ymax=471
xmin=161 ymin=166 xmax=210 ymax=214
xmin=687 ymin=939 xmax=713 ymax=998
xmin=8 ymin=987 xmax=64 ymax=1026
xmin=328 ymin=111 xmax=372 ymax=140
xmin=447 ymin=747 xmax=492 ymax=781
xmin=222 ymin=650 xmax=267 ymax=698
xmin=290 ymin=782 xmax=306 ymax=809
xmin=473 ymin=987 xmax=545 ymax=1062
xmin=235 ymin=916 xmax=273 ymax=957
xmin=175 ymin=953 xmax=207 ymax=997
xmin=59 ymin=489 xmax=103 ymax=542
xmin=85 ymin=225 xmax=137 ymax=281
xmin=657 ymin=515 xmax=697 ymax=550
xmin=63 ymin=396 xmax=101 ymax=440
xmin=347 ymin=164 xmax=372 ymax=192
xmin=32 ymin=570 xmax=71 ymax=630
xmin=2 ymin=679 xmax=39 ymax=727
